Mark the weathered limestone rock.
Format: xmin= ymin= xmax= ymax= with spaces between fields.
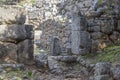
xmin=0 ymin=42 xmax=17 ymax=62
xmin=34 ymin=53 xmax=48 ymax=68
xmin=0 ymin=24 xmax=34 ymax=64
xmin=51 ymin=56 xmax=77 ymax=62
xmin=0 ymin=25 xmax=26 ymax=43
xmin=94 ymin=62 xmax=112 ymax=76
xmin=24 ymin=0 xmax=120 ymax=54
xmin=70 ymin=11 xmax=81 ymax=55
xmin=79 ymin=31 xmax=92 ymax=54
xmin=77 ymin=56 xmax=92 ymax=69
xmin=94 ymin=75 xmax=112 ymax=80
xmin=71 ymin=11 xmax=91 ymax=55
xmin=25 ymin=25 xmax=34 ymax=39
xmin=92 ymin=62 xmax=114 ymax=80
xmin=71 ymin=30 xmax=80 ymax=55
xmin=109 ymin=31 xmax=120 ymax=43
xmin=117 ymin=20 xmax=120 ymax=32
xmin=0 ymin=64 xmax=24 ymax=71
xmin=17 ymin=39 xmax=34 ymax=63
xmin=48 ymin=56 xmax=63 ymax=74
xmin=0 ymin=7 xmax=26 ymax=25
xmin=91 ymin=32 xmax=104 ymax=40
xmin=87 ymin=26 xmax=100 ymax=32
xmin=100 ymin=20 xmax=114 ymax=34
xmin=112 ymin=66 xmax=120 ymax=80
xmin=71 ymin=32 xmax=91 ymax=55
xmin=51 ymin=37 xmax=61 ymax=56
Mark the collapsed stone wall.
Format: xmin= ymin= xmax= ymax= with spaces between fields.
xmin=0 ymin=5 xmax=34 ymax=63
xmin=26 ymin=0 xmax=120 ymax=54
xmin=25 ymin=0 xmax=71 ymax=53
xmin=57 ymin=0 xmax=120 ymax=54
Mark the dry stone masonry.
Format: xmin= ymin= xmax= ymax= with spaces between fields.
xmin=0 ymin=5 xmax=34 ymax=64
xmin=29 ymin=0 xmax=120 ymax=80
xmin=0 ymin=0 xmax=120 ymax=80
xmin=26 ymin=0 xmax=120 ymax=54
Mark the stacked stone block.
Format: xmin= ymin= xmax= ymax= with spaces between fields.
xmin=0 ymin=5 xmax=34 ymax=64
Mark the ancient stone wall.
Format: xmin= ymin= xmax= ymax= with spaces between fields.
xmin=26 ymin=0 xmax=120 ymax=54
xmin=0 ymin=5 xmax=34 ymax=63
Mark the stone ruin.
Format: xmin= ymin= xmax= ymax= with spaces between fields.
xmin=26 ymin=0 xmax=120 ymax=54
xmin=0 ymin=0 xmax=120 ymax=80
xmin=32 ymin=0 xmax=120 ymax=80
xmin=0 ymin=5 xmax=34 ymax=64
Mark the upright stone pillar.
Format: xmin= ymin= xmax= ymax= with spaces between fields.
xmin=71 ymin=12 xmax=91 ymax=55
xmin=71 ymin=12 xmax=81 ymax=55
xmin=17 ymin=25 xmax=34 ymax=63
xmin=51 ymin=37 xmax=61 ymax=56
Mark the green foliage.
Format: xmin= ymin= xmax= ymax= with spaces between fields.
xmin=0 ymin=0 xmax=6 ymax=5
xmin=30 ymin=0 xmax=35 ymax=4
xmin=98 ymin=0 xmax=103 ymax=5
xmin=84 ymin=45 xmax=120 ymax=64
xmin=17 ymin=0 xmax=35 ymax=7
xmin=27 ymin=71 xmax=33 ymax=77
xmin=0 ymin=69 xmax=36 ymax=80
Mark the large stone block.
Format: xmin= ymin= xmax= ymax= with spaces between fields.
xmin=50 ymin=37 xmax=61 ymax=56
xmin=100 ymin=20 xmax=114 ymax=34
xmin=87 ymin=26 xmax=100 ymax=32
xmin=112 ymin=66 xmax=120 ymax=80
xmin=109 ymin=31 xmax=120 ymax=43
xmin=91 ymin=40 xmax=99 ymax=53
xmin=25 ymin=25 xmax=34 ymax=39
xmin=80 ymin=31 xmax=92 ymax=54
xmin=71 ymin=12 xmax=81 ymax=31
xmin=34 ymin=53 xmax=48 ymax=68
xmin=17 ymin=39 xmax=34 ymax=63
xmin=94 ymin=62 xmax=112 ymax=76
xmin=71 ymin=31 xmax=91 ymax=55
xmin=94 ymin=75 xmax=112 ymax=80
xmin=0 ymin=25 xmax=26 ymax=43
xmin=71 ymin=31 xmax=81 ymax=54
xmin=0 ymin=24 xmax=34 ymax=42
xmin=0 ymin=42 xmax=17 ymax=62
xmin=48 ymin=56 xmax=63 ymax=74
xmin=91 ymin=32 xmax=104 ymax=40
xmin=0 ymin=7 xmax=26 ymax=25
